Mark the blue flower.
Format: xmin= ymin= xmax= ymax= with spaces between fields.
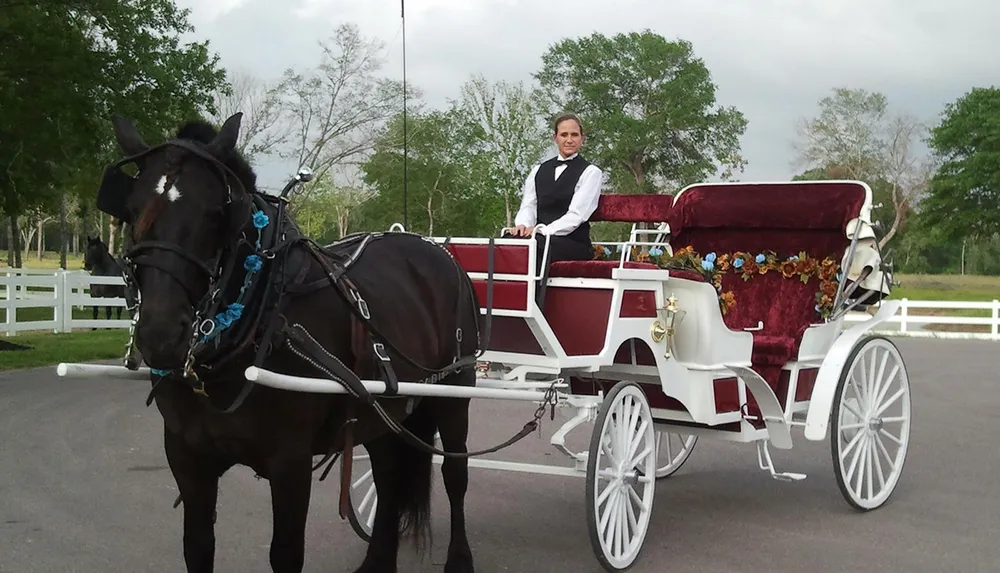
xmin=755 ymin=253 xmax=766 ymax=264
xmin=733 ymin=257 xmax=744 ymax=268
xmin=705 ymin=252 xmax=717 ymax=263
xmin=789 ymin=255 xmax=799 ymax=261
xmin=252 ymin=211 xmax=270 ymax=229
xmin=214 ymin=302 xmax=244 ymax=329
xmin=244 ymin=254 xmax=263 ymax=273
xmin=701 ymin=259 xmax=714 ymax=271
xmin=649 ymin=247 xmax=663 ymax=256
xmin=836 ymin=272 xmax=843 ymax=282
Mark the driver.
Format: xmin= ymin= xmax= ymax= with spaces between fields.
xmin=505 ymin=112 xmax=603 ymax=274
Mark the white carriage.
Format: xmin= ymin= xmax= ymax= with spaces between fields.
xmin=58 ymin=179 xmax=910 ymax=572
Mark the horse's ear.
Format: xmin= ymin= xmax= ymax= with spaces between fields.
xmin=111 ymin=115 xmax=149 ymax=156
xmin=208 ymin=112 xmax=243 ymax=156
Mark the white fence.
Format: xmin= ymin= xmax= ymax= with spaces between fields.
xmin=3 ymin=268 xmax=999 ymax=340
xmin=2 ymin=268 xmax=130 ymax=335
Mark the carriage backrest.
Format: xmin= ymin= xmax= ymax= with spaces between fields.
xmin=668 ymin=181 xmax=869 ymax=257
xmin=667 ymin=181 xmax=871 ymax=337
xmin=589 ymin=193 xmax=674 ymax=224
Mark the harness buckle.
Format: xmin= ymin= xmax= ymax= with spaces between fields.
xmin=352 ymin=290 xmax=371 ymax=320
xmin=373 ymin=342 xmax=390 ymax=362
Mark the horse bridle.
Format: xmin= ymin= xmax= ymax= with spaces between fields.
xmin=99 ymin=138 xmax=254 ymax=379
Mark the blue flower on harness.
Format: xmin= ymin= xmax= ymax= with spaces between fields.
xmin=214 ymin=302 xmax=244 ymax=329
xmin=244 ymin=254 xmax=263 ymax=273
xmin=252 ymin=211 xmax=270 ymax=229
xmin=733 ymin=257 xmax=744 ymax=268
xmin=755 ymin=253 xmax=766 ymax=264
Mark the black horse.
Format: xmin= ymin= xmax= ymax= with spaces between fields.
xmin=97 ymin=112 xmax=498 ymax=573
xmin=82 ymin=235 xmax=126 ymax=322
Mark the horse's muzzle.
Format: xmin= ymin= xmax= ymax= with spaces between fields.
xmin=135 ymin=312 xmax=193 ymax=370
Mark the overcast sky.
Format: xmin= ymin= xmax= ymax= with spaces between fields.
xmin=173 ymin=0 xmax=996 ymax=189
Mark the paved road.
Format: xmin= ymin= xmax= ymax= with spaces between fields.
xmin=1 ymin=337 xmax=998 ymax=573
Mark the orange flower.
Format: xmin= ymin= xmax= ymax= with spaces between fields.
xmin=779 ymin=260 xmax=798 ymax=278
xmin=820 ymin=280 xmax=838 ymax=297
xmin=717 ymin=253 xmax=731 ymax=271
xmin=674 ymin=245 xmax=694 ymax=257
xmin=742 ymin=260 xmax=759 ymax=275
xmin=721 ymin=291 xmax=736 ymax=308
xmin=797 ymin=257 xmax=818 ymax=274
xmin=819 ymin=258 xmax=838 ymax=281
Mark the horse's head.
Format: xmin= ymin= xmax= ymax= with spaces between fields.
xmin=102 ymin=113 xmax=257 ymax=371
xmin=82 ymin=235 xmax=107 ymax=271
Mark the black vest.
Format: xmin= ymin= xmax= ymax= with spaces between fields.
xmin=533 ymin=155 xmax=592 ymax=246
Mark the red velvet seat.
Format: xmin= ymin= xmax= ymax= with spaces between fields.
xmin=667 ymin=182 xmax=867 ymax=388
xmin=544 ymin=193 xmax=675 ymax=279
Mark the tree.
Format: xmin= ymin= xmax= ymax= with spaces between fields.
xmin=358 ymin=110 xmax=493 ymax=237
xmin=0 ymin=0 xmax=228 ymax=265
xmin=450 ymin=75 xmax=548 ymax=227
xmin=792 ymin=87 xmax=931 ymax=247
xmin=919 ymin=87 xmax=1000 ymax=241
xmin=533 ymin=30 xmax=748 ymax=194
xmin=209 ymin=68 xmax=290 ymax=164
xmin=275 ymin=22 xmax=412 ymax=215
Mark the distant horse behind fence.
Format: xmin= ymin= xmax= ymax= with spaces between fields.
xmin=83 ymin=235 xmax=125 ymax=321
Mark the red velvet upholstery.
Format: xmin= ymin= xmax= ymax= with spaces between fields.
xmin=590 ymin=193 xmax=674 ymax=223
xmin=668 ymin=182 xmax=867 ymax=401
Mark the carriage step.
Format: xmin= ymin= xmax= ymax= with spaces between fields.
xmin=755 ymin=440 xmax=807 ymax=482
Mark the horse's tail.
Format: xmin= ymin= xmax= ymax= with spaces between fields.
xmin=395 ymin=400 xmax=437 ymax=548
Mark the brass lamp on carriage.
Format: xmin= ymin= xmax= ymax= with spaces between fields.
xmin=650 ymin=293 xmax=685 ymax=359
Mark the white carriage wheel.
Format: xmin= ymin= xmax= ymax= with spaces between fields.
xmin=586 ymin=381 xmax=657 ymax=572
xmin=342 ymin=445 xmax=376 ymax=542
xmin=830 ymin=335 xmax=911 ymax=511
xmin=654 ymin=431 xmax=698 ymax=479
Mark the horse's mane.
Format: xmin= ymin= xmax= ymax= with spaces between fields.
xmin=175 ymin=119 xmax=258 ymax=194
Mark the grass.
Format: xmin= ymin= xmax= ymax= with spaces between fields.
xmin=0 ymin=252 xmax=85 ymax=270
xmin=0 ymin=329 xmax=129 ymax=373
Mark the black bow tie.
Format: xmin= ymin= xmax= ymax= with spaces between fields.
xmin=556 ymin=157 xmax=574 ymax=164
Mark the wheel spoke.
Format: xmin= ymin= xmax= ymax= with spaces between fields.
xmin=851 ymin=435 xmax=869 ymax=498
xmin=596 ymin=477 xmax=616 ymax=508
xmin=840 ymin=424 xmax=865 ymax=461
xmin=874 ymin=433 xmax=896 ymax=474
xmin=875 ymin=387 xmax=906 ymax=417
xmin=630 ymin=445 xmax=653 ymax=470
xmin=627 ymin=483 xmax=648 ymax=513
xmin=870 ymin=437 xmax=886 ymax=490
xmin=845 ymin=433 xmax=867 ymax=483
xmin=599 ymin=489 xmax=620 ymax=538
xmin=627 ymin=418 xmax=650 ymax=463
xmin=842 ymin=400 xmax=865 ymax=424
xmin=603 ymin=491 xmax=621 ymax=549
xmin=868 ymin=348 xmax=889 ymax=415
xmin=879 ymin=427 xmax=903 ymax=446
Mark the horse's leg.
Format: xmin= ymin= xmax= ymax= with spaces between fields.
xmin=91 ymin=305 xmax=98 ymax=330
xmin=432 ymin=373 xmax=475 ymax=573
xmin=266 ymin=455 xmax=313 ymax=573
xmin=164 ymin=427 xmax=223 ymax=573
xmin=105 ymin=305 xmax=112 ymax=320
xmin=353 ymin=401 xmax=437 ymax=573
xmin=352 ymin=433 xmax=404 ymax=573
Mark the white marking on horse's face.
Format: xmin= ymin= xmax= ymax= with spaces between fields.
xmin=154 ymin=175 xmax=182 ymax=202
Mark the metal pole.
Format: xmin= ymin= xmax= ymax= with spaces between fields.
xmin=401 ymin=0 xmax=408 ymax=229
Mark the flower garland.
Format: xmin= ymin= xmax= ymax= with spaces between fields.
xmin=593 ymin=244 xmax=843 ymax=319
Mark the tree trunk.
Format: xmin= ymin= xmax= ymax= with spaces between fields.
xmin=59 ymin=191 xmax=68 ymax=269
xmin=10 ymin=215 xmax=22 ymax=268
